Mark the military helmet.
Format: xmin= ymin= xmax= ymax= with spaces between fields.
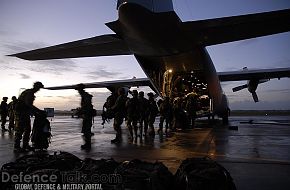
xmin=132 ymin=90 xmax=138 ymax=96
xmin=75 ymin=83 xmax=85 ymax=90
xmin=118 ymin=87 xmax=125 ymax=95
xmin=33 ymin=81 xmax=44 ymax=89
xmin=147 ymin=92 xmax=154 ymax=98
xmin=139 ymin=91 xmax=144 ymax=97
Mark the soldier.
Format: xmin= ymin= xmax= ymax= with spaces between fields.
xmin=108 ymin=87 xmax=128 ymax=143
xmin=126 ymin=90 xmax=139 ymax=142
xmin=8 ymin=96 xmax=18 ymax=131
xmin=185 ymin=95 xmax=198 ymax=127
xmin=14 ymin=82 xmax=44 ymax=151
xmin=0 ymin=97 xmax=9 ymax=131
xmin=147 ymin=92 xmax=158 ymax=137
xmin=158 ymin=96 xmax=173 ymax=134
xmin=101 ymin=92 xmax=117 ymax=125
xmin=75 ymin=84 xmax=94 ymax=150
xmin=138 ymin=91 xmax=149 ymax=137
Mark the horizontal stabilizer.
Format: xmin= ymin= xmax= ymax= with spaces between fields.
xmin=232 ymin=84 xmax=248 ymax=92
xmin=8 ymin=34 xmax=132 ymax=60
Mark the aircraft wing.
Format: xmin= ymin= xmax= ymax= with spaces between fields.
xmin=218 ymin=68 xmax=290 ymax=82
xmin=45 ymin=78 xmax=151 ymax=91
xmin=8 ymin=34 xmax=132 ymax=60
xmin=181 ymin=9 xmax=290 ymax=46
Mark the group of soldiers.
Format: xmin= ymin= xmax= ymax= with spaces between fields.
xmin=102 ymin=88 xmax=199 ymax=144
xmin=0 ymin=81 xmax=199 ymax=152
xmin=0 ymin=96 xmax=17 ymax=132
xmin=101 ymin=88 xmax=159 ymax=144
xmin=0 ymin=82 xmax=45 ymax=152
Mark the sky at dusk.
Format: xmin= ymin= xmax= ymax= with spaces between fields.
xmin=0 ymin=0 xmax=290 ymax=110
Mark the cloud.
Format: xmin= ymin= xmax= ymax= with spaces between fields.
xmin=2 ymin=41 xmax=48 ymax=55
xmin=85 ymin=66 xmax=124 ymax=79
xmin=27 ymin=59 xmax=77 ymax=75
xmin=19 ymin=73 xmax=30 ymax=79
xmin=0 ymin=40 xmax=79 ymax=76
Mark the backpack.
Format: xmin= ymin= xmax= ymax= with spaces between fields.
xmin=31 ymin=114 xmax=52 ymax=150
xmin=174 ymin=157 xmax=236 ymax=190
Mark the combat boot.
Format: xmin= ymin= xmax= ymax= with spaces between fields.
xmin=81 ymin=143 xmax=91 ymax=150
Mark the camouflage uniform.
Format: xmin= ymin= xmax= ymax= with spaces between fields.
xmin=126 ymin=90 xmax=139 ymax=142
xmin=15 ymin=82 xmax=43 ymax=150
xmin=0 ymin=97 xmax=8 ymax=131
xmin=76 ymin=85 xmax=94 ymax=150
xmin=109 ymin=88 xmax=127 ymax=143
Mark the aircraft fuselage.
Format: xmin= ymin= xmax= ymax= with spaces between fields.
xmin=112 ymin=3 xmax=229 ymax=117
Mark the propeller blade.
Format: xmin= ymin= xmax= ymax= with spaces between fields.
xmin=232 ymin=84 xmax=248 ymax=92
xmin=252 ymin=92 xmax=259 ymax=102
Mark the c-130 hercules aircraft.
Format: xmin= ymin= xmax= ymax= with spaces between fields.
xmin=9 ymin=0 xmax=290 ymax=123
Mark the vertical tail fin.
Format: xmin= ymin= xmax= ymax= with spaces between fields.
xmin=117 ymin=0 xmax=173 ymax=12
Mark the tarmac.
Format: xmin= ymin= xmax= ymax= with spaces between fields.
xmin=1 ymin=115 xmax=290 ymax=190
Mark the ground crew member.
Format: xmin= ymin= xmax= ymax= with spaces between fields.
xmin=1 ymin=97 xmax=9 ymax=131
xmin=138 ymin=91 xmax=149 ymax=137
xmin=8 ymin=96 xmax=18 ymax=131
xmin=126 ymin=90 xmax=139 ymax=142
xmin=75 ymin=84 xmax=94 ymax=150
xmin=108 ymin=87 xmax=127 ymax=143
xmin=147 ymin=92 xmax=158 ymax=137
xmin=14 ymin=81 xmax=44 ymax=151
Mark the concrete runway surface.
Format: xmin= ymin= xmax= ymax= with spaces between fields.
xmin=1 ymin=115 xmax=290 ymax=190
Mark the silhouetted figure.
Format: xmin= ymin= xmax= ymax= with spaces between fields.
xmin=14 ymin=81 xmax=44 ymax=151
xmin=158 ymin=97 xmax=173 ymax=134
xmin=31 ymin=111 xmax=51 ymax=150
xmin=185 ymin=95 xmax=198 ymax=127
xmin=138 ymin=91 xmax=149 ymax=137
xmin=147 ymin=92 xmax=158 ymax=137
xmin=101 ymin=92 xmax=117 ymax=125
xmin=172 ymin=97 xmax=187 ymax=130
xmin=8 ymin=96 xmax=18 ymax=131
xmin=109 ymin=87 xmax=128 ymax=143
xmin=75 ymin=84 xmax=94 ymax=150
xmin=1 ymin=97 xmax=9 ymax=131
xmin=126 ymin=90 xmax=140 ymax=142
